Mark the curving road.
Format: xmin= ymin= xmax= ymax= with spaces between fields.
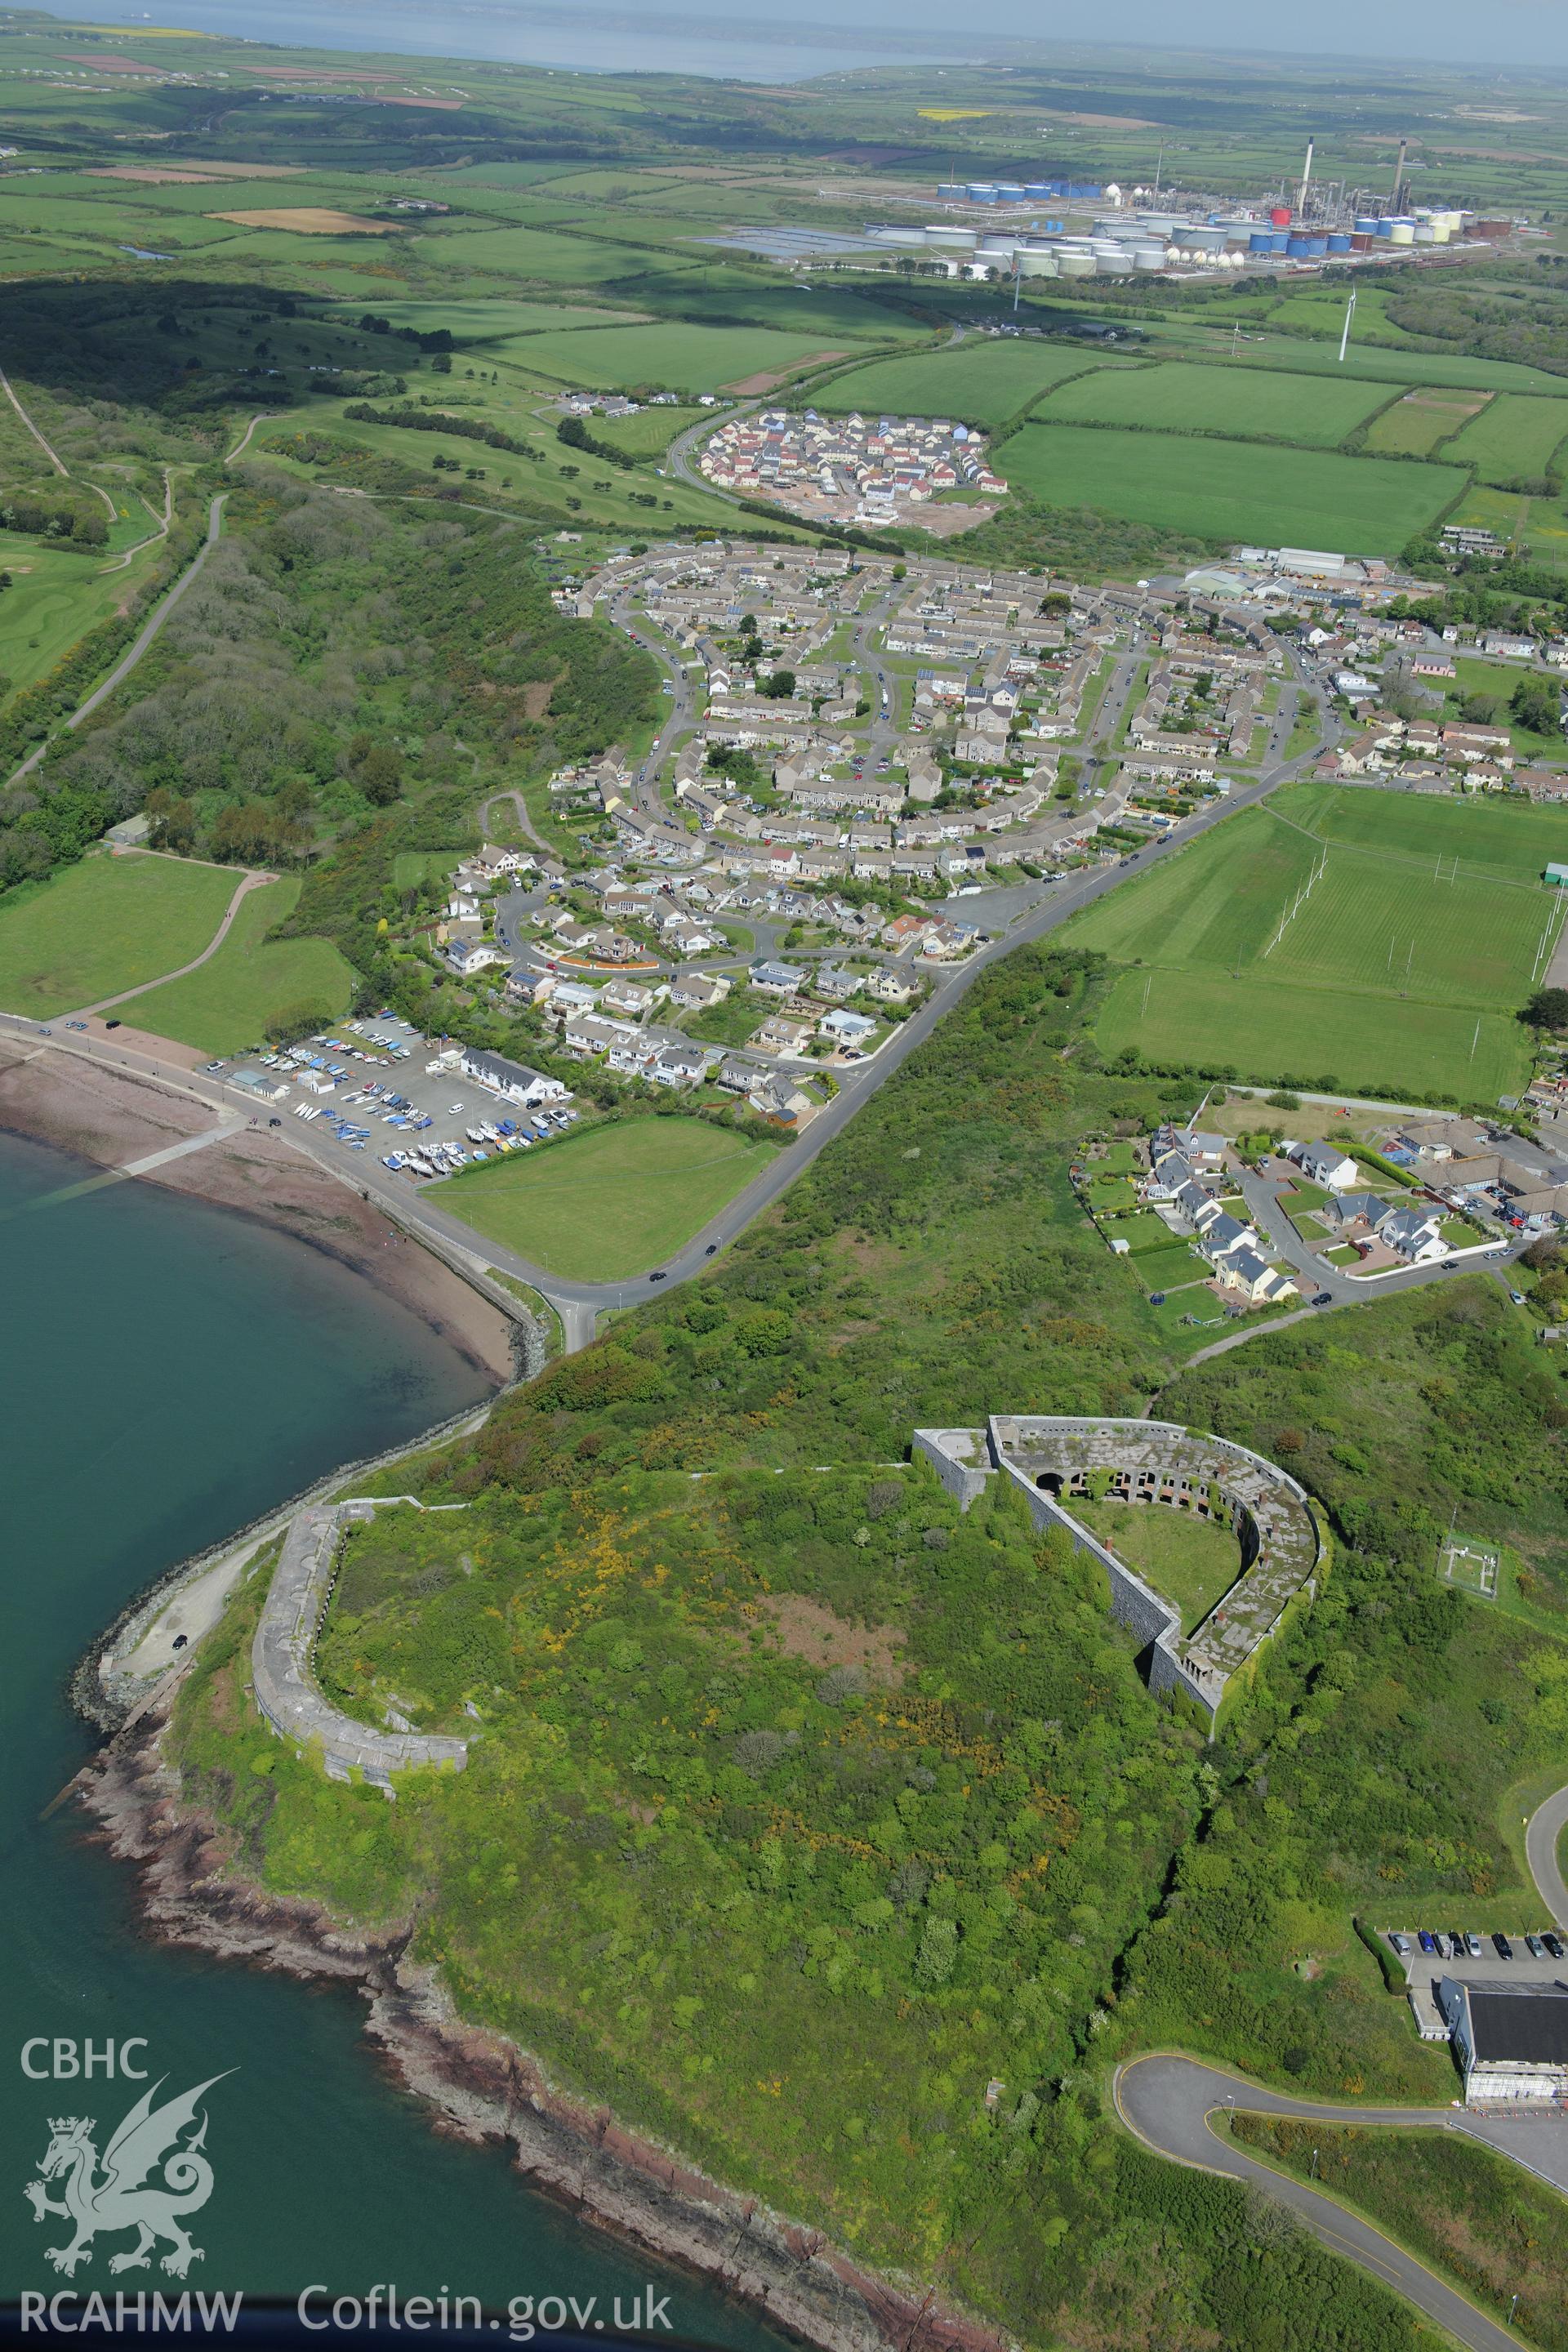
xmin=1115 ymin=2056 xmax=1528 ymax=2352
xmin=1527 ymin=1784 xmax=1568 ymax=1930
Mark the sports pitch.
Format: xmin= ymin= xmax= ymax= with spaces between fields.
xmin=1069 ymin=793 xmax=1557 ymax=1098
xmin=1002 ymin=424 xmax=1464 ymax=556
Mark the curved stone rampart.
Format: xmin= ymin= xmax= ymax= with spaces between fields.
xmin=252 ymin=1502 xmax=469 ymax=1788
xmin=914 ymin=1418 xmax=1321 ymax=1727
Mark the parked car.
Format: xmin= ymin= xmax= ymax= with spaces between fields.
xmin=1447 ymin=1928 xmax=1465 ymax=1958
xmin=1544 ymin=1932 xmax=1565 ymax=1961
xmin=1418 ymin=1929 xmax=1436 ymax=1953
xmin=1312 ymin=1290 xmax=1334 ymax=1307
xmin=1526 ymin=1934 xmax=1547 ymax=1959
xmin=1492 ymin=1931 xmax=1513 ymax=1959
xmin=1388 ymin=1932 xmax=1410 ymax=1958
xmin=1510 ymin=1290 xmax=1526 ymax=1306
xmin=1465 ymin=1932 xmax=1484 ymax=1958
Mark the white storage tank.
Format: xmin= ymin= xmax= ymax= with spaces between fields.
xmin=1133 ymin=244 xmax=1166 ymax=270
xmin=1055 ymin=252 xmax=1096 ymax=276
xmin=1389 ymin=220 xmax=1416 ymax=244
xmin=925 ymin=225 xmax=979 ymax=250
xmin=1016 ymin=251 xmax=1058 ymax=277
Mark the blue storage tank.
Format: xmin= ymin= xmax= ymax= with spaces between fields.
xmin=1306 ymin=235 xmax=1328 ymax=256
xmin=1272 ymin=230 xmax=1290 ymax=251
xmin=936 ymin=183 xmax=965 ymax=199
xmin=967 ymin=185 xmax=999 ymax=203
xmin=996 ymin=182 xmax=1025 ymax=199
xmin=1327 ymin=233 xmax=1351 ymax=253
xmin=1024 ymin=183 xmax=1050 ymax=197
xmin=1353 ymin=216 xmax=1379 ymax=234
xmin=1286 ymin=236 xmax=1310 ymax=256
xmin=1067 ymin=183 xmax=1103 ymax=198
xmin=1375 ymin=217 xmax=1394 ymax=237
xmin=1249 ymin=230 xmax=1275 ymax=254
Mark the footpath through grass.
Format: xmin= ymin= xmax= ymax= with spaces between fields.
xmin=0 ymin=851 xmax=237 ymax=1016
xmin=131 ymin=875 xmax=354 ymax=1053
xmin=438 ymin=1113 xmax=780 ymax=1280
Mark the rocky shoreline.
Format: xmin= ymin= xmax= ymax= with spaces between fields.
xmin=78 ymin=1698 xmax=1013 ymax=2352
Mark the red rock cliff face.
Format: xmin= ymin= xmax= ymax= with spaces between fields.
xmin=78 ymin=1698 xmax=1012 ymax=2352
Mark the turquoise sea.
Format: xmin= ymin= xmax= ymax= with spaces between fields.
xmin=0 ymin=1129 xmax=782 ymax=2345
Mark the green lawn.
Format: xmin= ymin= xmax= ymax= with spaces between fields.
xmin=1040 ymin=359 xmax=1394 ymax=448
xmin=1002 ymin=423 xmax=1464 ymax=557
xmin=817 ymin=343 xmax=1123 ymax=428
xmin=1069 ymin=1496 xmax=1243 ymax=1632
xmin=131 ymin=875 xmax=354 ymax=1052
xmin=1445 ymin=392 xmax=1568 ymax=487
xmin=590 ymin=403 xmax=706 ymax=457
xmin=0 ymin=528 xmax=167 ymax=696
xmin=1067 ymin=797 xmax=1550 ymax=1099
xmin=437 ymin=1114 xmax=779 ymax=1279
xmin=0 ymin=852 xmax=237 ymax=1015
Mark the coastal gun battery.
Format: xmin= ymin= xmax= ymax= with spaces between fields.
xmin=252 ymin=1503 xmax=469 ymax=1787
xmin=915 ymin=1416 xmax=1321 ymax=1726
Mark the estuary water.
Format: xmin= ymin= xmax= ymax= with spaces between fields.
xmin=0 ymin=1129 xmax=781 ymax=2346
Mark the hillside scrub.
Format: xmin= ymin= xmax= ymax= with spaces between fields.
xmin=157 ymin=944 xmax=1568 ymax=2350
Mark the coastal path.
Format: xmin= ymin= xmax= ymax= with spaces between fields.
xmin=225 ymin=412 xmax=281 ymax=465
xmin=1114 ymin=2055 xmax=1557 ymax=2352
xmin=7 ymin=493 xmax=228 ymax=788
xmin=68 ymin=862 xmax=274 ymax=1021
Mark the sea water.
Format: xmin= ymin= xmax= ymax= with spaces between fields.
xmin=0 ymin=1130 xmax=784 ymax=2345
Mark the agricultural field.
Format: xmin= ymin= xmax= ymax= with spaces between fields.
xmin=488 ymin=319 xmax=867 ymax=394
xmin=1362 ymin=386 xmax=1490 ymax=457
xmin=1141 ymin=314 xmax=1568 ymax=392
xmin=817 ymin=341 xmax=1122 ymax=426
xmin=1069 ymin=796 xmax=1552 ymax=1098
xmin=130 ymin=876 xmax=355 ymax=1053
xmin=0 ymin=852 xmax=237 ymax=1016
xmin=1003 ymin=422 xmax=1464 ymax=556
xmin=1446 ymin=390 xmax=1568 ymax=483
xmin=437 ymin=1114 xmax=779 ymax=1279
xmin=1039 ymin=359 xmax=1394 ymax=447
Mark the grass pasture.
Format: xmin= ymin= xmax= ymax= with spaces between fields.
xmin=497 ymin=319 xmax=855 ymax=393
xmin=438 ymin=1114 xmax=778 ymax=1280
xmin=816 ymin=341 xmax=1121 ymax=428
xmin=131 ymin=876 xmax=354 ymax=1053
xmin=1069 ymin=797 xmax=1551 ymax=1098
xmin=1039 ymin=359 xmax=1393 ymax=447
xmin=1362 ymin=388 xmax=1489 ymax=458
xmin=1003 ymin=423 xmax=1463 ymax=556
xmin=1446 ymin=392 xmax=1568 ymax=485
xmin=0 ymin=853 xmax=237 ymax=1016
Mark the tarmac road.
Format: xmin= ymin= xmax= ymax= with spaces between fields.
xmin=1526 ymin=1784 xmax=1568 ymax=1930
xmin=1114 ymin=2056 xmax=1529 ymax=2352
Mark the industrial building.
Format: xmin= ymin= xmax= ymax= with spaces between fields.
xmin=868 ymin=138 xmax=1518 ymax=283
xmin=1437 ymin=1978 xmax=1568 ymax=2105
